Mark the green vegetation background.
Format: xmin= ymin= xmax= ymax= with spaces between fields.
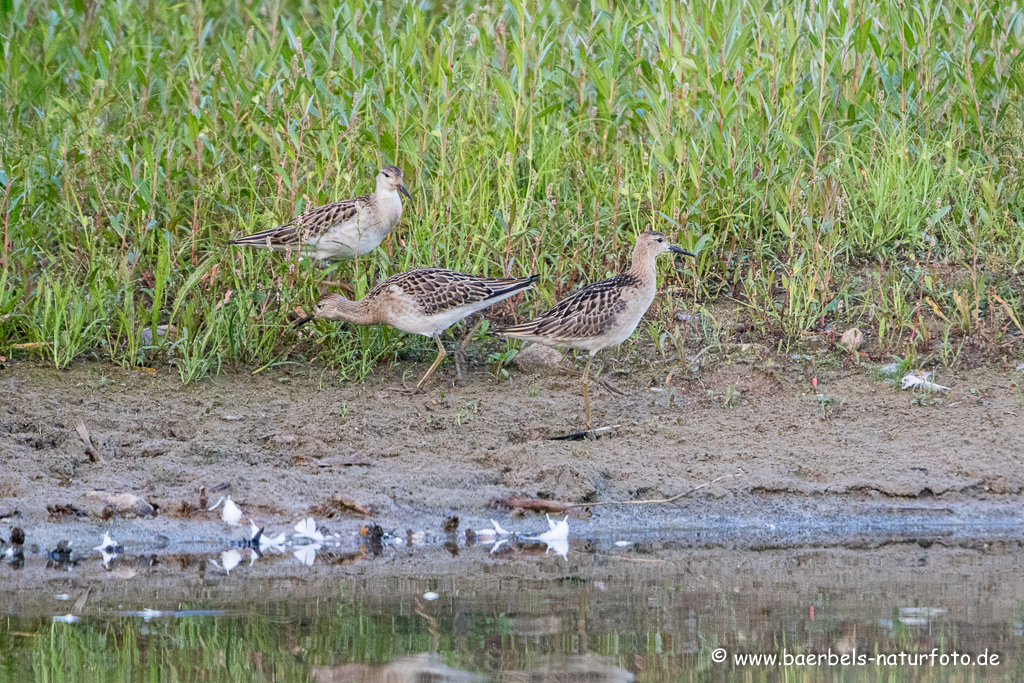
xmin=1 ymin=0 xmax=1022 ymax=380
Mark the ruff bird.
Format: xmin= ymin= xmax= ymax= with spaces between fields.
xmin=298 ymin=269 xmax=538 ymax=392
xmin=496 ymin=230 xmax=694 ymax=427
xmin=229 ymin=166 xmax=411 ymax=260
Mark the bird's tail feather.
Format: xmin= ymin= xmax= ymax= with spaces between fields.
xmin=485 ymin=274 xmax=539 ymax=302
xmin=228 ymin=225 xmax=289 ymax=247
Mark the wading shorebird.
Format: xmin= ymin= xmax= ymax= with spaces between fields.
xmin=296 ymin=269 xmax=538 ymax=392
xmin=496 ymin=230 xmax=694 ymax=427
xmin=229 ymin=166 xmax=411 ymax=260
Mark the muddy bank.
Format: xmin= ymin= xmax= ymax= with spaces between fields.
xmin=0 ymin=354 xmax=1022 ymax=542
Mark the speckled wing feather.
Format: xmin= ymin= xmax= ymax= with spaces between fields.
xmin=368 ymin=269 xmax=538 ymax=315
xmin=229 ymin=196 xmax=369 ymax=247
xmin=498 ymin=273 xmax=641 ymax=341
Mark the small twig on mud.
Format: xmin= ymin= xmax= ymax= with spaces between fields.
xmin=598 ymin=379 xmax=627 ymax=396
xmin=74 ymin=419 xmax=105 ymax=464
xmin=565 ymin=471 xmax=744 ymax=508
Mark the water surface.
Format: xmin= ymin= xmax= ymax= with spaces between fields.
xmin=2 ymin=538 xmax=1022 ymax=682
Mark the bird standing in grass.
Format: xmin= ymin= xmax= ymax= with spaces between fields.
xmin=496 ymin=230 xmax=694 ymax=427
xmin=229 ymin=166 xmax=412 ymax=260
xmin=297 ymin=269 xmax=538 ymax=393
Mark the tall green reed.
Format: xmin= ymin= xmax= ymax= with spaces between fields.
xmin=0 ymin=0 xmax=1021 ymax=379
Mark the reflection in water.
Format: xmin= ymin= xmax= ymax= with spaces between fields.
xmin=311 ymin=654 xmax=484 ymax=682
xmin=2 ymin=544 xmax=1023 ymax=682
xmin=503 ymin=655 xmax=634 ymax=682
xmin=310 ymin=654 xmax=632 ymax=683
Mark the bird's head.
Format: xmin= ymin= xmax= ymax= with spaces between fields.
xmin=634 ymin=230 xmax=695 ymax=259
xmin=378 ymin=165 xmax=411 ymax=200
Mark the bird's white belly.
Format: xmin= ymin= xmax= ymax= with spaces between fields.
xmin=392 ymin=303 xmax=485 ymax=338
xmin=306 ymin=221 xmax=380 ymax=259
xmin=304 ymin=200 xmax=401 ymax=260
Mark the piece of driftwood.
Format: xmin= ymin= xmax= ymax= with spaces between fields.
xmin=490 ymin=497 xmax=572 ymax=514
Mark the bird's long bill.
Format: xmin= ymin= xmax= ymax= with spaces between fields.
xmin=293 ymin=314 xmax=315 ymax=329
xmin=398 ymin=183 xmax=412 ymax=200
xmin=670 ymin=245 xmax=696 ymax=257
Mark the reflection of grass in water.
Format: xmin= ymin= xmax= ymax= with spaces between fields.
xmin=2 ymin=599 xmax=1023 ymax=682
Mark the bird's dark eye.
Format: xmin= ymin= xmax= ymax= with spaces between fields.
xmin=383 ymin=173 xmax=390 ymax=178
xmin=657 ymin=238 xmax=664 ymax=242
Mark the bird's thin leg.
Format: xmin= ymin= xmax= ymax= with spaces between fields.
xmin=414 ymin=334 xmax=447 ymax=393
xmin=581 ymin=353 xmax=594 ymax=429
xmin=454 ymin=317 xmax=484 ymax=384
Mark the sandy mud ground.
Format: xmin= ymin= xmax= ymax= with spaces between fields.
xmin=1 ymin=350 xmax=1022 ymax=557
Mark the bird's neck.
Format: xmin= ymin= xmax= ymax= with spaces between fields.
xmin=374 ymin=182 xmax=400 ymax=202
xmin=375 ymin=187 xmax=403 ymax=219
xmin=627 ymin=244 xmax=658 ymax=286
xmin=319 ymin=295 xmax=377 ymax=325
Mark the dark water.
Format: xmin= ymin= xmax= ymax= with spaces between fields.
xmin=2 ymin=539 xmax=1023 ymax=682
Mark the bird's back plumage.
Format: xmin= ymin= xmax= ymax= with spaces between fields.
xmin=497 ymin=272 xmax=643 ymax=344
xmin=229 ymin=197 xmax=369 ymax=249
xmin=370 ymin=269 xmax=539 ymax=316
xmin=229 ymin=166 xmax=409 ymax=260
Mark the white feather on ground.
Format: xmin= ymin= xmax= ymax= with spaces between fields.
xmin=92 ymin=533 xmax=116 ymax=552
xmin=901 ymin=372 xmax=950 ymax=392
xmin=524 ymin=515 xmax=570 ymax=560
xmin=221 ymin=497 xmax=243 ymax=526
xmin=249 ymin=521 xmax=287 ymax=552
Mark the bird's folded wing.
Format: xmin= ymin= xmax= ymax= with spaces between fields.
xmin=501 ymin=274 xmax=634 ymax=339
xmin=376 ymin=269 xmax=535 ymax=316
xmin=230 ymin=197 xmax=366 ymax=246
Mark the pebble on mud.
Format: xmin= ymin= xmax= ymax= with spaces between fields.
xmin=140 ymin=325 xmax=176 ymax=346
xmin=841 ymin=327 xmax=863 ymax=351
xmin=84 ymin=491 xmax=157 ymax=519
xmin=511 ymin=343 xmax=564 ymax=375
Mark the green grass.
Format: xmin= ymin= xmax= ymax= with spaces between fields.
xmin=1 ymin=0 xmax=1023 ymax=381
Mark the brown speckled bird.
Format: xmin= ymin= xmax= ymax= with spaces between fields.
xmin=229 ymin=166 xmax=411 ymax=260
xmin=497 ymin=231 xmax=694 ymax=427
xmin=297 ymin=269 xmax=538 ymax=392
